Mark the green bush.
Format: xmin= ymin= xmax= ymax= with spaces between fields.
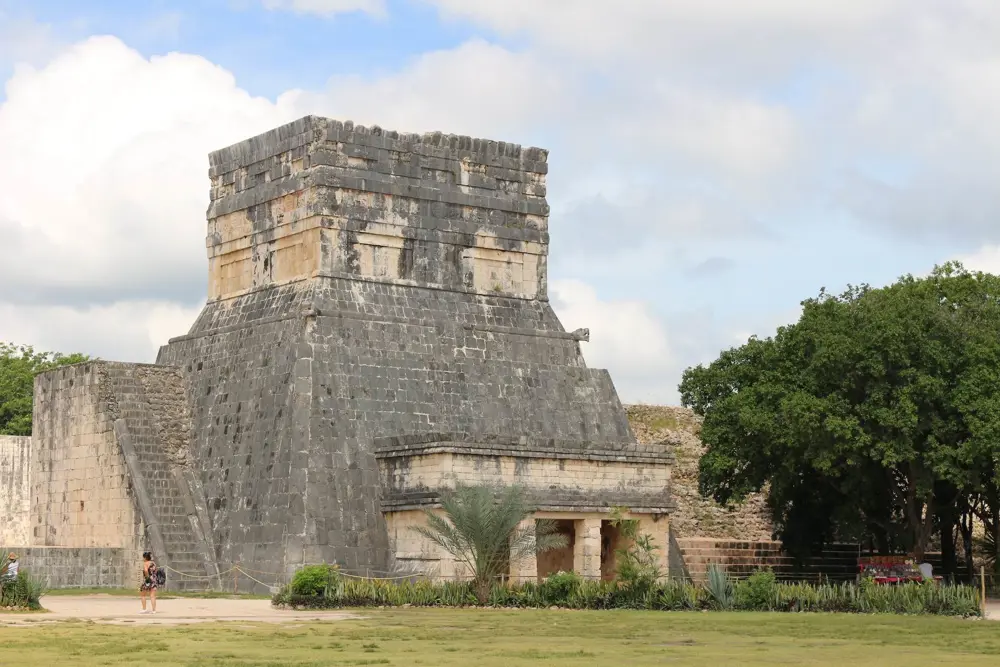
xmin=0 ymin=570 xmax=47 ymax=610
xmin=539 ymin=571 xmax=581 ymax=606
xmin=735 ymin=570 xmax=778 ymax=611
xmin=289 ymin=564 xmax=339 ymax=597
xmin=271 ymin=565 xmax=982 ymax=617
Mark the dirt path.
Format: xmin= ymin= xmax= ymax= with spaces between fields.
xmin=1 ymin=595 xmax=362 ymax=626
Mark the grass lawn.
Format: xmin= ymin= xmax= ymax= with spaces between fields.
xmin=1 ymin=608 xmax=998 ymax=666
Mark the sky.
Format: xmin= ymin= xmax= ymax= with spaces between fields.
xmin=1 ymin=1 xmax=1000 ymax=405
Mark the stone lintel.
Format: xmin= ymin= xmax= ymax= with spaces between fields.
xmin=379 ymin=491 xmax=675 ymax=515
xmin=373 ymin=434 xmax=674 ymax=465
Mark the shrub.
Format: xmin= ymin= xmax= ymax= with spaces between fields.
xmin=539 ymin=571 xmax=581 ymax=606
xmin=653 ymin=580 xmax=700 ymax=610
xmin=609 ymin=508 xmax=662 ymax=594
xmin=271 ymin=565 xmax=982 ymax=617
xmin=290 ymin=564 xmax=339 ymax=597
xmin=0 ymin=570 xmax=47 ymax=610
xmin=735 ymin=570 xmax=778 ymax=611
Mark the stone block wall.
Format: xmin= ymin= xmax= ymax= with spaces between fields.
xmin=204 ymin=116 xmax=550 ymax=302
xmin=13 ymin=547 xmax=131 ymax=589
xmin=376 ymin=440 xmax=673 ymax=513
xmin=0 ymin=435 xmax=31 ymax=545
xmin=30 ymin=363 xmax=142 ymax=550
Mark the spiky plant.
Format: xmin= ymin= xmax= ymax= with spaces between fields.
xmin=412 ymin=484 xmax=568 ymax=603
xmin=704 ymin=563 xmax=734 ymax=610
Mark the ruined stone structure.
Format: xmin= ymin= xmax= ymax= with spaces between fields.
xmin=0 ymin=117 xmax=674 ymax=590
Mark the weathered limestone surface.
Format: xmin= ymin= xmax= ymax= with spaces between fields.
xmin=0 ymin=435 xmax=31 ymax=545
xmin=11 ymin=547 xmax=131 ymax=588
xmin=375 ymin=437 xmax=674 ymax=513
xmin=626 ymin=405 xmax=773 ymax=540
xmin=31 ymin=365 xmax=142 ymax=550
xmin=155 ymin=116 xmax=645 ymax=584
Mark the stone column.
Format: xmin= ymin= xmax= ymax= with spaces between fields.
xmin=511 ymin=519 xmax=537 ymax=584
xmin=637 ymin=516 xmax=670 ymax=576
xmin=574 ymin=518 xmax=602 ymax=580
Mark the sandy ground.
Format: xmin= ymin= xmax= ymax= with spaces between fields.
xmin=0 ymin=594 xmax=362 ymax=626
xmin=987 ymin=601 xmax=999 ymax=620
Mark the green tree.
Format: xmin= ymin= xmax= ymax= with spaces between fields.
xmin=0 ymin=342 xmax=89 ymax=435
xmin=679 ymin=263 xmax=1000 ymax=567
xmin=412 ymin=484 xmax=568 ymax=603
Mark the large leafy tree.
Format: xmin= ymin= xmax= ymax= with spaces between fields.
xmin=679 ymin=263 xmax=1000 ymax=569
xmin=0 ymin=342 xmax=89 ymax=435
xmin=413 ymin=484 xmax=568 ymax=602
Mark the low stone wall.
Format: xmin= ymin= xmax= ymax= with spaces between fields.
xmin=9 ymin=547 xmax=132 ymax=589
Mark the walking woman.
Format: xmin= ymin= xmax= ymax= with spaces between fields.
xmin=139 ymin=551 xmax=158 ymax=614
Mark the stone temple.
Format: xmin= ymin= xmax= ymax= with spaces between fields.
xmin=0 ymin=117 xmax=674 ymax=591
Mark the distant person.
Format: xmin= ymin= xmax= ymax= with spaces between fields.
xmin=139 ymin=551 xmax=159 ymax=614
xmin=1 ymin=553 xmax=18 ymax=606
xmin=1 ymin=552 xmax=17 ymax=581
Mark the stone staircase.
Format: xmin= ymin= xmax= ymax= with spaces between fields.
xmin=98 ymin=362 xmax=221 ymax=591
xmin=674 ymin=538 xmax=861 ymax=583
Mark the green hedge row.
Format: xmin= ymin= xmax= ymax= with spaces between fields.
xmin=271 ymin=567 xmax=982 ymax=617
xmin=0 ymin=571 xmax=46 ymax=611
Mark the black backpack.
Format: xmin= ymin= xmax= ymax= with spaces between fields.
xmin=154 ymin=565 xmax=166 ymax=586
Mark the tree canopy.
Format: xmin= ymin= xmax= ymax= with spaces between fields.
xmin=0 ymin=342 xmax=89 ymax=436
xmin=679 ymin=263 xmax=1000 ymax=572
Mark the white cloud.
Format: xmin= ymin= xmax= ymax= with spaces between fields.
xmin=260 ymin=0 xmax=386 ymax=18
xmin=423 ymin=0 xmax=904 ymax=66
xmin=953 ymin=245 xmax=1000 ymax=275
xmin=0 ymin=300 xmax=202 ymax=363
xmin=0 ymin=36 xmax=306 ymax=305
xmin=296 ymin=39 xmax=566 ymax=143
xmin=550 ymin=279 xmax=676 ymax=403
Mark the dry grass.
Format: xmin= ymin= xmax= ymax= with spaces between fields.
xmin=2 ymin=607 xmax=998 ymax=666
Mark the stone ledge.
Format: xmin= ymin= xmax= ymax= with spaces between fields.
xmin=167 ymin=301 xmax=596 ymax=345
xmin=372 ymin=433 xmax=675 ymax=464
xmin=207 ymin=167 xmax=550 ymax=220
xmin=208 ymin=116 xmax=548 ymax=177
xmin=380 ymin=490 xmax=675 ymax=514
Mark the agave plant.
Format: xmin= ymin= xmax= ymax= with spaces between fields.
xmin=704 ymin=563 xmax=734 ymax=610
xmin=412 ymin=484 xmax=568 ymax=603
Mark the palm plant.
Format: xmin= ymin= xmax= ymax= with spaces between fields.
xmin=412 ymin=484 xmax=569 ymax=603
